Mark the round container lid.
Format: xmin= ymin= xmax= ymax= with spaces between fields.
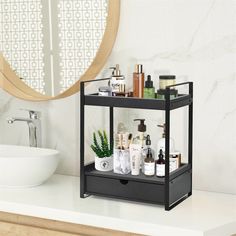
xmin=159 ymin=75 xmax=176 ymax=80
xmin=157 ymin=89 xmax=178 ymax=95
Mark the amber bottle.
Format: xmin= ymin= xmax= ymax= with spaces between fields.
xmin=156 ymin=149 xmax=165 ymax=177
xmin=133 ymin=64 xmax=144 ymax=98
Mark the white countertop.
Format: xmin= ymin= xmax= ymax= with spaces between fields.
xmin=0 ymin=174 xmax=234 ymax=236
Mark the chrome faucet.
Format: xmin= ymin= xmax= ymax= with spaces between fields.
xmin=7 ymin=110 xmax=41 ymax=148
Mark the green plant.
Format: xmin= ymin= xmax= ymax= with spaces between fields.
xmin=90 ymin=130 xmax=113 ymax=158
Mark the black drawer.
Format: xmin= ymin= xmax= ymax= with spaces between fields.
xmin=86 ymin=175 xmax=164 ymax=204
xmin=169 ymin=170 xmax=191 ymax=205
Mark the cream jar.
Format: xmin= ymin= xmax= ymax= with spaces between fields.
xmin=98 ymin=86 xmax=112 ymax=96
xmin=159 ymin=75 xmax=176 ymax=90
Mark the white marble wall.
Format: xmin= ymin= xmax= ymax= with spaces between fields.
xmin=109 ymin=0 xmax=236 ymax=194
xmin=0 ymin=0 xmax=235 ymax=194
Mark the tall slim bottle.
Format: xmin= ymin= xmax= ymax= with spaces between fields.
xmin=133 ymin=64 xmax=144 ymax=98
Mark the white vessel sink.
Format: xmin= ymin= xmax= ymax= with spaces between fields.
xmin=0 ymin=145 xmax=60 ymax=187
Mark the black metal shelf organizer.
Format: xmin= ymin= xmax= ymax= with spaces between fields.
xmin=80 ymin=78 xmax=193 ymax=211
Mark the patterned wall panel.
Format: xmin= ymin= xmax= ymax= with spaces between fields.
xmin=0 ymin=0 xmax=45 ymax=94
xmin=58 ymin=0 xmax=108 ymax=92
xmin=0 ymin=0 xmax=108 ymax=95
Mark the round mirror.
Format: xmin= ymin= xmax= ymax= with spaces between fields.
xmin=0 ymin=0 xmax=120 ymax=100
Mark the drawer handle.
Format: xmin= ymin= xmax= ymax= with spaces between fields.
xmin=119 ymin=179 xmax=129 ymax=185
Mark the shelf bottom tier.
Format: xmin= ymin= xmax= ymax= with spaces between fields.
xmin=83 ymin=163 xmax=192 ymax=206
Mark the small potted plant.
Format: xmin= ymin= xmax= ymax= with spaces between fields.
xmin=90 ymin=130 xmax=113 ymax=171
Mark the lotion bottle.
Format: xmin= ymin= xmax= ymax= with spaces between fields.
xmin=129 ymin=144 xmax=141 ymax=175
xmin=157 ymin=124 xmax=175 ymax=157
xmin=133 ymin=119 xmax=146 ymax=147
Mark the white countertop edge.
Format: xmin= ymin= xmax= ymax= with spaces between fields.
xmin=0 ymin=174 xmax=234 ymax=236
xmin=0 ymin=201 xmax=203 ymax=236
xmin=204 ymin=221 xmax=236 ymax=236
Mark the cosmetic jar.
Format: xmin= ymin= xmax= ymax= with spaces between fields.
xmin=156 ymin=89 xmax=178 ymax=100
xmin=98 ymin=86 xmax=112 ymax=96
xmin=169 ymin=152 xmax=181 ymax=168
xmin=159 ymin=75 xmax=176 ymax=89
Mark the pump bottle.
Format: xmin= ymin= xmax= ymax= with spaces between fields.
xmin=133 ymin=119 xmax=146 ymax=147
xmin=110 ymin=64 xmax=125 ymax=94
xmin=157 ymin=124 xmax=175 ymax=157
xmin=132 ymin=119 xmax=148 ymax=171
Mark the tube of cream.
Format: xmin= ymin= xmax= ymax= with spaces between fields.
xmin=129 ymin=144 xmax=141 ymax=175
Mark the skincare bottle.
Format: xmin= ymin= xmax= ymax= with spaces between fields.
xmin=144 ymin=148 xmax=155 ymax=176
xmin=156 ymin=149 xmax=165 ymax=177
xmin=110 ymin=64 xmax=125 ymax=94
xmin=144 ymin=75 xmax=155 ymax=99
xmin=133 ymin=119 xmax=146 ymax=147
xmin=141 ymin=134 xmax=151 ymax=173
xmin=169 ymin=154 xmax=178 ymax=172
xmin=145 ymin=134 xmax=155 ymax=157
xmin=129 ymin=144 xmax=141 ymax=175
xmin=133 ymin=119 xmax=147 ymax=171
xmin=170 ymin=152 xmax=181 ymax=169
xmin=133 ymin=64 xmax=144 ymax=98
xmin=157 ymin=124 xmax=175 ymax=156
xmin=145 ymin=134 xmax=151 ymax=149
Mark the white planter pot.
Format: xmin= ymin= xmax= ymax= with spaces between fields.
xmin=95 ymin=156 xmax=113 ymax=171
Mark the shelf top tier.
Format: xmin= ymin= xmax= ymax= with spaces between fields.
xmin=84 ymin=93 xmax=192 ymax=110
xmin=81 ymin=79 xmax=193 ymax=110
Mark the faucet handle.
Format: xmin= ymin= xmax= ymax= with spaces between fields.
xmin=20 ymin=109 xmax=41 ymax=119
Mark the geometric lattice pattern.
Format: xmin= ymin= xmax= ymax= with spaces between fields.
xmin=0 ymin=0 xmax=45 ymax=94
xmin=58 ymin=0 xmax=108 ymax=93
xmin=0 ymin=0 xmax=108 ymax=95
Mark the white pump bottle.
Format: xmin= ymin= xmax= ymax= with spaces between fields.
xmin=157 ymin=124 xmax=175 ymax=158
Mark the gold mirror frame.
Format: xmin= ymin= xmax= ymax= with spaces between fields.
xmin=0 ymin=0 xmax=120 ymax=101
